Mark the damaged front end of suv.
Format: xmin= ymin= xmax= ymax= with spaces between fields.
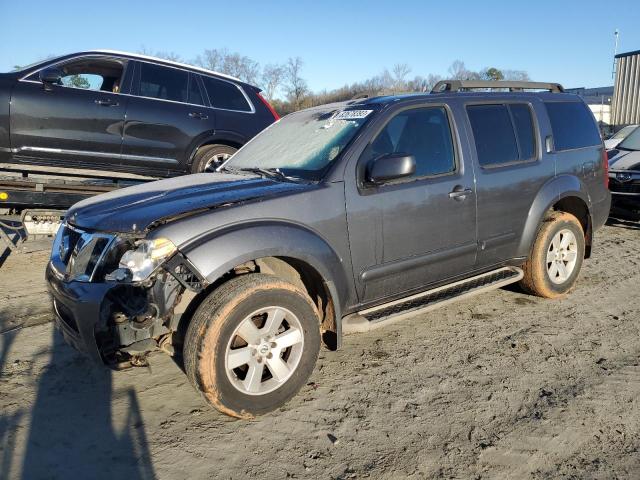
xmin=47 ymin=223 xmax=206 ymax=366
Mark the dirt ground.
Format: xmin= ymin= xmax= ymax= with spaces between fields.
xmin=0 ymin=218 xmax=639 ymax=479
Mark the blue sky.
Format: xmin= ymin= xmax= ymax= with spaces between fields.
xmin=1 ymin=0 xmax=639 ymax=92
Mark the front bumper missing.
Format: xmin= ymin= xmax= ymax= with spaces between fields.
xmin=46 ymin=262 xmax=115 ymax=363
xmin=46 ymin=253 xmax=203 ymax=364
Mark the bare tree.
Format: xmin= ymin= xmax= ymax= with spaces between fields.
xmin=261 ymin=63 xmax=285 ymax=100
xmin=502 ymin=69 xmax=530 ymax=81
xmin=194 ymin=48 xmax=227 ymax=71
xmin=447 ymin=60 xmax=480 ymax=80
xmin=223 ymin=52 xmax=260 ymax=84
xmin=155 ymin=51 xmax=183 ymax=62
xmin=284 ymin=57 xmax=308 ymax=109
xmin=392 ymin=63 xmax=411 ymax=90
xmin=194 ymin=48 xmax=260 ymax=83
xmin=137 ymin=45 xmax=154 ymax=56
xmin=425 ymin=73 xmax=443 ymax=91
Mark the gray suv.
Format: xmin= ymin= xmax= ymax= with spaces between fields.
xmin=46 ymin=80 xmax=611 ymax=418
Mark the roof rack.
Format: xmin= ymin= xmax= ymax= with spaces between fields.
xmin=431 ymin=80 xmax=565 ymax=94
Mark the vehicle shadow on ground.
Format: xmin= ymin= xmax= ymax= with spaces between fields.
xmin=606 ymin=216 xmax=640 ymax=231
xmin=1 ymin=326 xmax=156 ymax=480
xmin=0 ymin=328 xmax=21 ymax=478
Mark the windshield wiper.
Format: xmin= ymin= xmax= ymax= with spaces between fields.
xmin=219 ymin=165 xmax=262 ymax=177
xmin=238 ymin=167 xmax=302 ymax=182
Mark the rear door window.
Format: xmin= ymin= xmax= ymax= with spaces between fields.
xmin=467 ymin=103 xmax=537 ymax=166
xmin=510 ymin=104 xmax=536 ymax=160
xmin=467 ymin=104 xmax=519 ymax=166
xmin=138 ymin=62 xmax=188 ymax=103
xmin=188 ymin=74 xmax=205 ymax=106
xmin=545 ymin=101 xmax=601 ymax=151
xmin=201 ymin=76 xmax=252 ymax=112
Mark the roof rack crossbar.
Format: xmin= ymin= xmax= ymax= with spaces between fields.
xmin=431 ymin=80 xmax=565 ymax=94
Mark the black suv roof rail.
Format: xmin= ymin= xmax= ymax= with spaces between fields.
xmin=431 ymin=80 xmax=565 ymax=94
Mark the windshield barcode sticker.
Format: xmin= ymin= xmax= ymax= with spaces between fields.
xmin=333 ymin=110 xmax=373 ymax=120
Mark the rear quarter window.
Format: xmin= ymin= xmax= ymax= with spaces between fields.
xmin=201 ymin=76 xmax=252 ymax=112
xmin=545 ymin=101 xmax=601 ymax=151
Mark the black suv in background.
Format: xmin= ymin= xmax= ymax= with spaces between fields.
xmin=0 ymin=50 xmax=279 ymax=176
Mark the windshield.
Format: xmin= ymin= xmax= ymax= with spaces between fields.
xmin=223 ymin=106 xmax=376 ymax=180
xmin=618 ymin=126 xmax=640 ymax=151
xmin=611 ymin=125 xmax=638 ymax=140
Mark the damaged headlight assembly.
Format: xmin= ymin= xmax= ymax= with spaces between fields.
xmin=114 ymin=237 xmax=177 ymax=282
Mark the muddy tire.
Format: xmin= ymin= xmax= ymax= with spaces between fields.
xmin=519 ymin=211 xmax=585 ymax=298
xmin=183 ymin=274 xmax=321 ymax=418
xmin=190 ymin=144 xmax=237 ymax=173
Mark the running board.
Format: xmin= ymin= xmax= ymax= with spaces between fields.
xmin=342 ymin=267 xmax=524 ymax=334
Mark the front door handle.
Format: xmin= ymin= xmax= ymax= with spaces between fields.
xmin=95 ymin=98 xmax=119 ymax=107
xmin=189 ymin=112 xmax=209 ymax=120
xmin=448 ymin=187 xmax=473 ymax=201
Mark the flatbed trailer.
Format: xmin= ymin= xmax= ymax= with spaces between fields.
xmin=0 ymin=163 xmax=156 ymax=253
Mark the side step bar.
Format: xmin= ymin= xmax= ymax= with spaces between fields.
xmin=342 ymin=267 xmax=524 ymax=334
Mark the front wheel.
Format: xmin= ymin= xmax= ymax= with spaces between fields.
xmin=183 ymin=274 xmax=320 ymax=418
xmin=519 ymin=211 xmax=585 ymax=298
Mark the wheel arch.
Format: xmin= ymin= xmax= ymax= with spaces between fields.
xmin=518 ymin=175 xmax=593 ymax=259
xmin=179 ymin=223 xmax=350 ymax=349
xmin=186 ymin=133 xmax=246 ymax=167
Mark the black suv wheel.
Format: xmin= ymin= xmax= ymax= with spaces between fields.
xmin=191 ymin=144 xmax=237 ymax=173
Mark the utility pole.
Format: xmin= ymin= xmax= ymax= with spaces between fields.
xmin=612 ymin=29 xmax=619 ymax=79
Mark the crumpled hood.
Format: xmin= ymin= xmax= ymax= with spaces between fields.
xmin=67 ymin=173 xmax=312 ymax=233
xmin=609 ymin=150 xmax=640 ymax=171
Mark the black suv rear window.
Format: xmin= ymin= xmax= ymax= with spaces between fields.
xmin=545 ymin=102 xmax=601 ymax=151
xmin=201 ymin=76 xmax=251 ymax=112
xmin=467 ymin=104 xmax=536 ymax=166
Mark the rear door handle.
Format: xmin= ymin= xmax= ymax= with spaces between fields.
xmin=95 ymin=98 xmax=119 ymax=107
xmin=189 ymin=112 xmax=209 ymax=120
xmin=448 ymin=187 xmax=473 ymax=200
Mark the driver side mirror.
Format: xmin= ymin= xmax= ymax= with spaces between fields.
xmin=39 ymin=67 xmax=63 ymax=90
xmin=366 ymin=153 xmax=416 ymax=184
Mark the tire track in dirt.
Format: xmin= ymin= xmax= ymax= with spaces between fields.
xmin=478 ymin=361 xmax=640 ymax=479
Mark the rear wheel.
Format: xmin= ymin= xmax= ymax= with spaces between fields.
xmin=184 ymin=274 xmax=321 ymax=418
xmin=191 ymin=144 xmax=237 ymax=173
xmin=519 ymin=211 xmax=585 ymax=298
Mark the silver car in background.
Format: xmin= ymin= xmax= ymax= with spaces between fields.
xmin=608 ymin=126 xmax=640 ymax=216
xmin=605 ymin=124 xmax=639 ymax=150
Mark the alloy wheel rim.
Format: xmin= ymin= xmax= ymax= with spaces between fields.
xmin=225 ymin=306 xmax=304 ymax=396
xmin=546 ymin=229 xmax=578 ymax=284
xmin=204 ymin=152 xmax=231 ymax=172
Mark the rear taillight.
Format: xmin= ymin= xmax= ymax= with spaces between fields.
xmin=602 ymin=148 xmax=609 ymax=189
xmin=256 ymin=92 xmax=280 ymax=121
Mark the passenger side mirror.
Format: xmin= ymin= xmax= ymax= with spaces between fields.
xmin=366 ymin=153 xmax=416 ymax=184
xmin=39 ymin=67 xmax=63 ymax=90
